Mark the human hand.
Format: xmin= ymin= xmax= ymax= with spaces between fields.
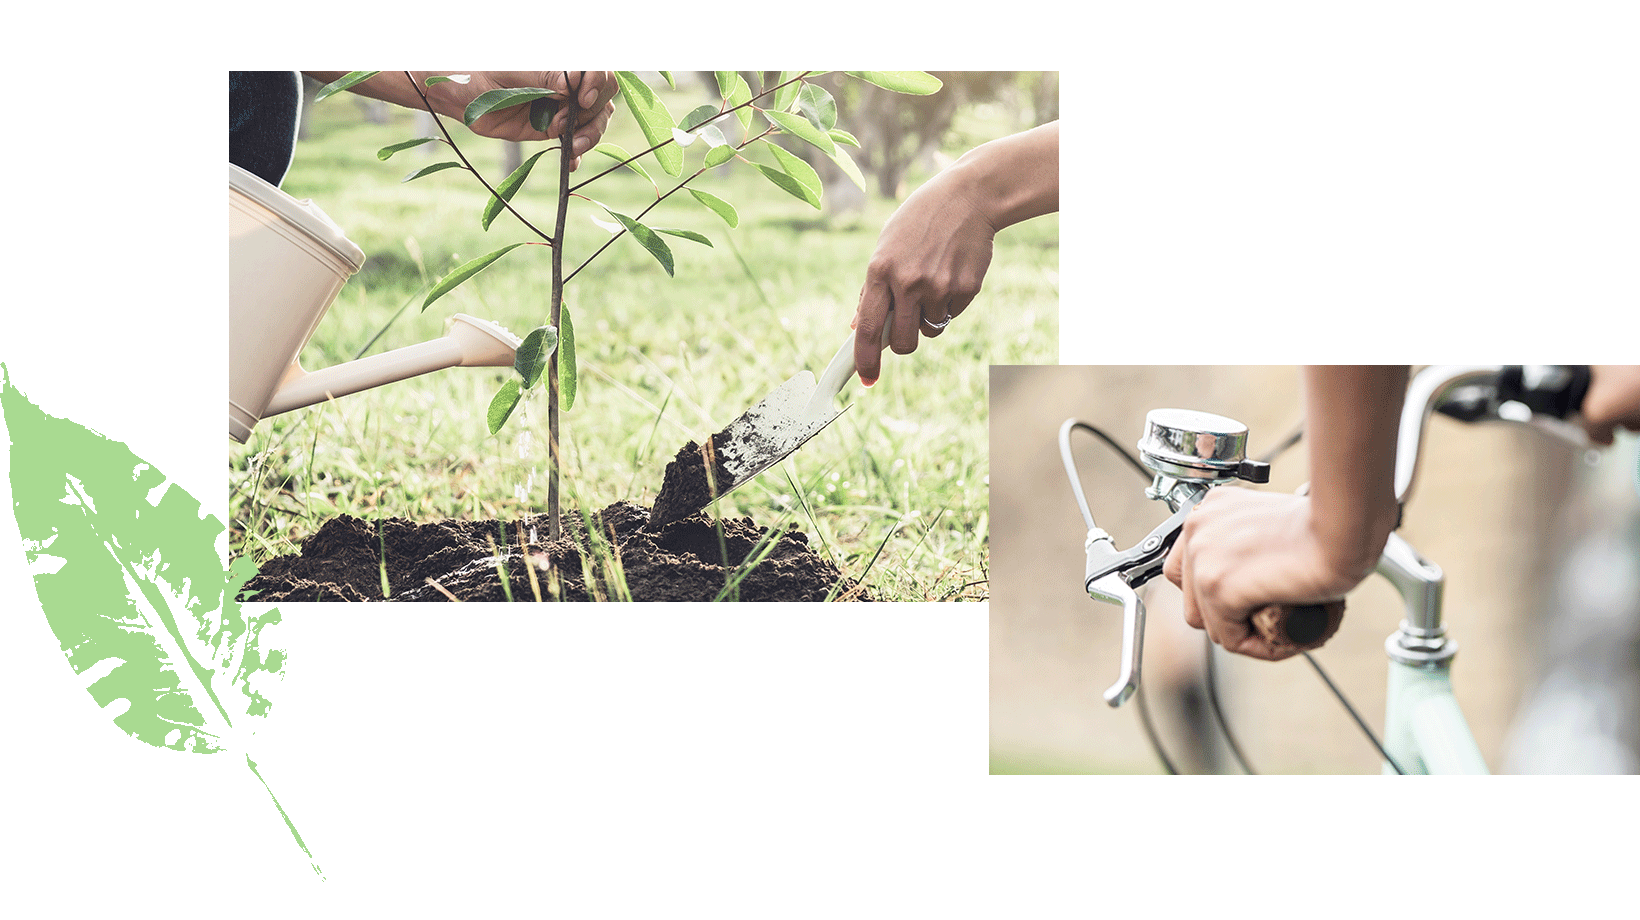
xmin=1162 ymin=488 xmax=1370 ymax=661
xmin=1581 ymin=365 xmax=1640 ymax=445
xmin=455 ymin=72 xmax=617 ymax=166
xmin=850 ymin=168 xmax=995 ymax=385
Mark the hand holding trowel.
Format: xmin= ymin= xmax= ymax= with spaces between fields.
xmin=647 ymin=318 xmax=890 ymax=528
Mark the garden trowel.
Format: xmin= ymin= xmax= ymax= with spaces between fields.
xmin=648 ymin=321 xmax=885 ymax=528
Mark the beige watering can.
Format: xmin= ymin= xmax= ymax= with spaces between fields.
xmin=229 ymin=163 xmax=520 ymax=442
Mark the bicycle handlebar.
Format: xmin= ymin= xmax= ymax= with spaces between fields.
xmin=1396 ymin=364 xmax=1591 ymax=503
xmin=1070 ymin=366 xmax=1590 ymax=707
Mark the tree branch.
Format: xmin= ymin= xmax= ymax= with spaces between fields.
xmin=546 ymin=72 xmax=577 ymax=545
xmin=567 ymin=71 xmax=815 ymax=194
xmin=404 ymin=72 xmax=558 ymax=246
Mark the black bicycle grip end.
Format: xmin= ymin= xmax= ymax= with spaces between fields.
xmin=1498 ymin=365 xmax=1592 ymax=420
xmin=1252 ymin=600 xmax=1346 ymax=650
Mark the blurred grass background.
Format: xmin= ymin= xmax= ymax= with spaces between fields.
xmin=229 ymin=72 xmax=1058 ymax=601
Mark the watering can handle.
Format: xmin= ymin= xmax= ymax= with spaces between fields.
xmin=805 ymin=311 xmax=894 ymax=416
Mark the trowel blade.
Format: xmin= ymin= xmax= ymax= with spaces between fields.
xmin=649 ymin=370 xmax=845 ymax=527
xmin=715 ymin=370 xmax=844 ymax=487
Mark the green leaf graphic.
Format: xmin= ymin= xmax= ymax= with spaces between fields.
xmin=0 ymin=367 xmax=321 ymax=877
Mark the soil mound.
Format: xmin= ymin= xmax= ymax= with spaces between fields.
xmin=240 ymin=501 xmax=869 ymax=603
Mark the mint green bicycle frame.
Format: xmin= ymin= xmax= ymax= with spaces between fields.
xmin=1373 ymin=364 xmax=1591 ymax=775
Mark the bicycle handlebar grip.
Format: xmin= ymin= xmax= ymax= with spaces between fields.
xmin=1251 ymin=600 xmax=1346 ymax=650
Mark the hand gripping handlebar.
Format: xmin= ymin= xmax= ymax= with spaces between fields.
xmin=1064 ymin=409 xmax=1345 ymax=708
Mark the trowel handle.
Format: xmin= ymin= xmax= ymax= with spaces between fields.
xmin=804 ymin=313 xmax=892 ymax=416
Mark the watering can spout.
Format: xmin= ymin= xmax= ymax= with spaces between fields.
xmin=261 ymin=314 xmax=520 ymax=419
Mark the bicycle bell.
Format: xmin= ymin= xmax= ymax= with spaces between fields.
xmin=1137 ymin=409 xmax=1269 ymax=507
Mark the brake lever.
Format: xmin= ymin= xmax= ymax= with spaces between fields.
xmin=1084 ymin=494 xmax=1199 ymax=594
xmin=1071 ymin=409 xmax=1274 ymax=709
xmin=1084 ymin=495 xmax=1201 ymax=707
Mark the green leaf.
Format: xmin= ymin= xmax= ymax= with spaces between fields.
xmin=423 ymin=243 xmax=532 ymax=311
xmin=689 ymin=188 xmax=739 ymax=227
xmin=529 ymin=96 xmax=560 ymax=134
xmin=797 ymin=84 xmax=837 ymax=131
xmin=613 ymin=71 xmax=683 ymax=177
xmin=767 ymin=141 xmax=822 ymax=195
xmin=559 ymin=302 xmax=578 ymax=410
xmin=656 ymin=228 xmax=713 ymax=247
xmin=756 ymin=165 xmax=819 ymax=208
xmin=482 ymin=150 xmax=548 ymax=231
xmin=0 ymin=369 xmax=322 ymax=875
xmin=591 ymin=143 xmax=656 ymax=189
xmin=659 ymin=71 xmax=676 ymax=90
xmin=770 ymin=71 xmax=803 ymax=113
xmin=424 ymin=74 xmax=470 ymax=86
xmin=314 ymin=71 xmax=379 ymax=103
xmin=759 ymin=140 xmax=824 ymax=209
xmin=513 ymin=324 xmax=559 ymax=389
xmin=487 ymin=379 xmax=521 ymax=434
xmin=724 ymin=73 xmax=754 ymax=134
xmin=845 ymin=71 xmax=943 ymax=95
xmin=402 ymin=161 xmax=463 ymax=182
xmin=702 ymin=143 xmax=735 ymax=168
xmin=377 ymin=137 xmax=440 ymax=160
xmin=828 ymin=145 xmax=869 ymax=194
xmin=611 ymin=211 xmax=674 ymax=276
xmin=828 ymin=128 xmax=861 ymax=148
xmin=590 ymin=198 xmax=675 ymax=275
xmin=714 ymin=71 xmax=738 ymax=98
xmin=463 ymin=87 xmax=560 ymax=125
xmin=682 ymin=104 xmax=719 ymax=131
xmin=766 ymin=110 xmax=835 ymax=156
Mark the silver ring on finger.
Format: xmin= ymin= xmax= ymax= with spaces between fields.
xmin=921 ymin=314 xmax=951 ymax=331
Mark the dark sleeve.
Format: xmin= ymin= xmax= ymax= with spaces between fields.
xmin=229 ymin=71 xmax=301 ymax=187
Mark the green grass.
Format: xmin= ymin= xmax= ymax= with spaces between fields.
xmin=229 ymin=76 xmax=1058 ymax=601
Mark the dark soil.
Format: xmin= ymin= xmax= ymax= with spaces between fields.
xmin=240 ymin=501 xmax=870 ymax=603
xmin=649 ymin=436 xmax=734 ymax=529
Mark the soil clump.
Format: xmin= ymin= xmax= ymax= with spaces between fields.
xmin=649 ymin=434 xmax=736 ymax=529
xmin=240 ymin=501 xmax=868 ymax=603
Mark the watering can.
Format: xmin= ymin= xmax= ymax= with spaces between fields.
xmin=229 ymin=163 xmax=521 ymax=442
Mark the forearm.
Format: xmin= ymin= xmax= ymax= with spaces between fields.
xmin=1303 ymin=365 xmax=1407 ymax=578
xmin=942 ymin=121 xmax=1059 ymax=231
